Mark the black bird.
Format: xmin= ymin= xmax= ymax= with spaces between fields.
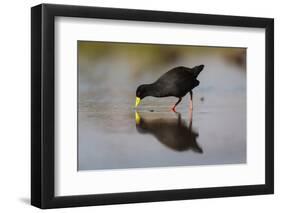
xmin=135 ymin=65 xmax=204 ymax=111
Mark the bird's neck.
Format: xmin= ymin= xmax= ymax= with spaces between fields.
xmin=144 ymin=83 xmax=161 ymax=97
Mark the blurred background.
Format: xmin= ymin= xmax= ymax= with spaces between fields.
xmin=78 ymin=41 xmax=246 ymax=170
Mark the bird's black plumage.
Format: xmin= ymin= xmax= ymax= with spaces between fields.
xmin=136 ymin=65 xmax=204 ymax=100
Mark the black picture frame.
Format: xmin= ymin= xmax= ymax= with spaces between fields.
xmin=31 ymin=3 xmax=274 ymax=209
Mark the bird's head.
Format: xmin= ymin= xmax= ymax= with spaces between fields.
xmin=135 ymin=84 xmax=149 ymax=107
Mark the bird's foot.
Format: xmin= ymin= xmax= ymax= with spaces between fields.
xmin=171 ymin=106 xmax=177 ymax=112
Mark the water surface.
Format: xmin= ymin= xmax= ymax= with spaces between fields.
xmin=78 ymin=42 xmax=246 ymax=170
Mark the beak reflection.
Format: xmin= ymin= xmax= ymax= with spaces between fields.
xmin=135 ymin=111 xmax=141 ymax=125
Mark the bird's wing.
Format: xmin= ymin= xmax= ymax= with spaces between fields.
xmin=155 ymin=69 xmax=194 ymax=97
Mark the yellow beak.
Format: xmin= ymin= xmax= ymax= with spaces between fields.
xmin=135 ymin=111 xmax=141 ymax=125
xmin=135 ymin=97 xmax=141 ymax=107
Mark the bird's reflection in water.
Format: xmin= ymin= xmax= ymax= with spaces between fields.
xmin=135 ymin=111 xmax=203 ymax=153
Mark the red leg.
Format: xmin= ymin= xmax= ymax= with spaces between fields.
xmin=189 ymin=91 xmax=193 ymax=111
xmin=171 ymin=97 xmax=182 ymax=112
xmin=188 ymin=91 xmax=193 ymax=119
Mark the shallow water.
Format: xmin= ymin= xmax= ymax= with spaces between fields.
xmin=78 ymin=50 xmax=246 ymax=171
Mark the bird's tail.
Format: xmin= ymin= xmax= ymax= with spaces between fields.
xmin=192 ymin=64 xmax=204 ymax=78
